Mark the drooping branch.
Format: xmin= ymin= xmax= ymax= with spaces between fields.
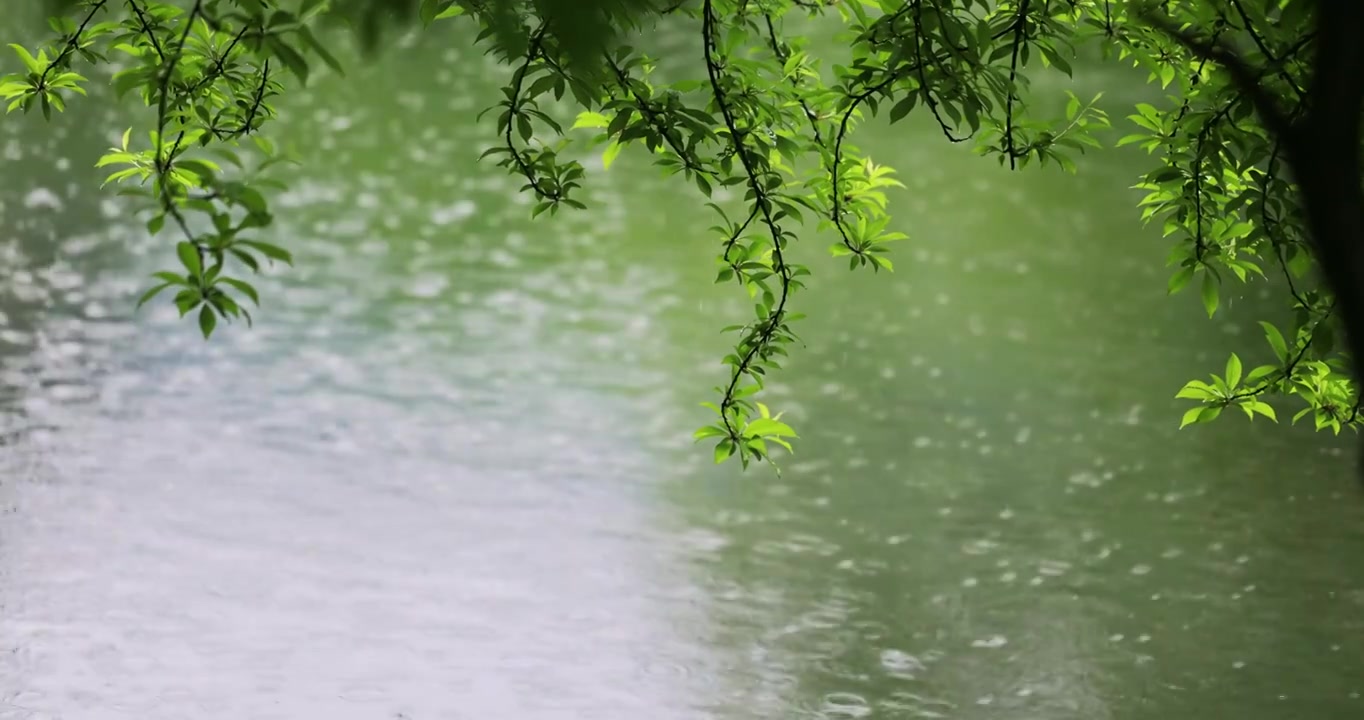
xmin=702 ymin=0 xmax=795 ymax=443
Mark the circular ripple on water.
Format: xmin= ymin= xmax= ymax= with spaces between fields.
xmin=634 ymin=656 xmax=695 ymax=682
xmin=820 ymin=691 xmax=872 ymax=718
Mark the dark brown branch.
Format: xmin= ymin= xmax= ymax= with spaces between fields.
xmin=1139 ymin=9 xmax=1293 ymax=141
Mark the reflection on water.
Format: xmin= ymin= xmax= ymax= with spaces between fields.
xmin=666 ymin=77 xmax=1364 ymax=716
xmin=2 ymin=15 xmax=1364 ymax=720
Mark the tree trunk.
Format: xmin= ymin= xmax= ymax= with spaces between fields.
xmin=1279 ymin=0 xmax=1364 ymax=481
xmin=1283 ymin=0 xmax=1364 ymax=379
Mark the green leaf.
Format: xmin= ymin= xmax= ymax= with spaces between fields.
xmin=111 ymin=69 xmax=146 ymax=99
xmin=236 ymin=185 xmax=269 ymax=214
xmin=1158 ymin=63 xmax=1175 ymax=88
xmin=694 ymin=173 xmax=712 ymax=197
xmin=572 ymin=111 xmax=610 ymax=130
xmin=1200 ymin=272 xmax=1218 ymax=318
xmin=268 ymin=39 xmax=309 ymax=84
xmin=1246 ymin=365 xmax=1278 ymax=383
xmin=297 ymin=25 xmax=343 ymax=75
xmin=175 ymin=159 xmax=218 ymax=183
xmin=1247 ymin=401 xmax=1277 ymax=421
xmin=1260 ymin=321 xmax=1288 ymax=361
xmin=602 ymin=140 xmax=624 ymax=170
xmin=1148 ymin=167 xmax=1183 ymax=183
xmin=300 ymin=0 xmax=329 ymax=18
xmin=1167 ymin=266 xmax=1194 ymax=294
xmin=151 ymin=271 xmax=190 ymax=285
xmin=8 ymin=44 xmax=42 ymax=74
xmin=198 ymin=304 xmax=217 ymax=339
xmin=135 ymin=282 xmax=172 ymax=309
xmin=230 ymin=248 xmax=260 ymax=273
xmin=176 ymin=241 xmax=203 ymax=278
xmin=420 ymin=0 xmax=444 ymax=25
xmin=1179 ymin=406 xmax=1205 ymax=429
xmin=175 ymin=290 xmax=199 ymax=317
xmin=745 ymin=417 xmax=798 ymax=438
xmin=714 ymin=439 xmax=735 ymax=464
xmin=888 ymin=95 xmax=915 ymax=123
xmin=1174 ymin=381 xmax=1215 ymax=400
xmin=693 ymin=425 xmax=727 ymax=441
xmin=237 ymin=240 xmax=293 ymax=265
xmin=220 ymin=277 xmax=260 ymax=306
xmin=0 ymin=80 xmax=30 ymax=97
xmin=1225 ymin=353 xmax=1242 ymax=390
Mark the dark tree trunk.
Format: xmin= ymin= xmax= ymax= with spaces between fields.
xmin=1281 ymin=0 xmax=1364 ymax=379
xmin=1148 ymin=0 xmax=1364 ymax=481
xmin=1278 ymin=0 xmax=1364 ymax=482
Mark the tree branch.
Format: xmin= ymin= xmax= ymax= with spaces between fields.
xmin=1138 ymin=8 xmax=1294 ymax=142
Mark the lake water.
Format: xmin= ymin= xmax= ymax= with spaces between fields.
xmin=2 ymin=12 xmax=1363 ymax=720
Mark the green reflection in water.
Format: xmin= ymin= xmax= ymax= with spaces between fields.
xmin=651 ymin=28 xmax=1364 ymax=720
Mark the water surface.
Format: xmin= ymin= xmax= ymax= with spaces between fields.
xmin=2 ymin=13 xmax=1362 ymax=720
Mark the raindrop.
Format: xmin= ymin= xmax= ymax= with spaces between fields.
xmin=971 ymin=635 xmax=1008 ymax=649
xmin=24 ymin=187 xmax=63 ymax=210
xmin=879 ymin=649 xmax=926 ymax=676
xmin=1038 ymin=560 xmax=1071 ymax=576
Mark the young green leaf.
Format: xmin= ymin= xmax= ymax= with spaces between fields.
xmin=198 ymin=304 xmax=217 ymax=339
xmin=176 ymin=242 xmax=203 ymax=278
xmin=220 ymin=277 xmax=261 ymax=306
xmin=714 ymin=439 xmax=735 ymax=464
xmin=136 ymin=283 xmax=172 ymax=309
xmin=1200 ymin=272 xmax=1219 ymax=318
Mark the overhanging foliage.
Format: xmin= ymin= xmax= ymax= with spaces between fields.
xmin=4 ymin=0 xmax=1360 ymax=469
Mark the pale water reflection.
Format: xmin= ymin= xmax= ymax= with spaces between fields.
xmin=3 ymin=12 xmax=1364 ymax=720
xmin=0 ymin=205 xmax=722 ymax=720
xmin=0 ymin=163 xmax=718 ymax=720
